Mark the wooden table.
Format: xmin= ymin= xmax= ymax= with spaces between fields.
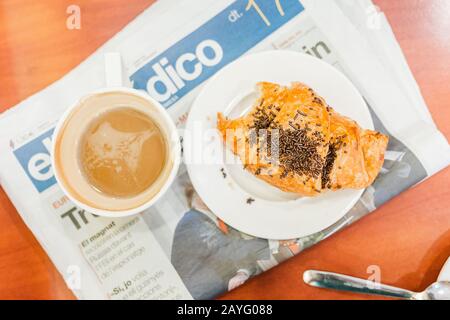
xmin=0 ymin=0 xmax=449 ymax=300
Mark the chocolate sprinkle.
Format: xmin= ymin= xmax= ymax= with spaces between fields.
xmin=220 ymin=167 xmax=227 ymax=179
xmin=275 ymin=127 xmax=323 ymax=179
xmin=252 ymin=107 xmax=276 ymax=131
xmin=321 ymin=143 xmax=337 ymax=188
xmin=321 ymin=138 xmax=344 ymax=188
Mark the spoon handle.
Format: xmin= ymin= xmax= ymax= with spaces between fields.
xmin=303 ymin=270 xmax=416 ymax=299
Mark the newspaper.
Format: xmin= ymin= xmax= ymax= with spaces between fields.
xmin=0 ymin=0 xmax=449 ymax=300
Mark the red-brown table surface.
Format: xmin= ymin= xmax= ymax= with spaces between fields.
xmin=0 ymin=0 xmax=449 ymax=300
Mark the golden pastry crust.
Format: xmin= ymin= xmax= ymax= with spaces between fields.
xmin=217 ymin=82 xmax=388 ymax=197
xmin=322 ymin=110 xmax=389 ymax=191
xmin=360 ymin=129 xmax=389 ymax=185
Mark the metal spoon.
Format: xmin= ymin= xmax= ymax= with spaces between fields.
xmin=303 ymin=270 xmax=450 ymax=300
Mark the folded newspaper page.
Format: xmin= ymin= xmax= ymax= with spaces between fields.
xmin=0 ymin=0 xmax=449 ymax=299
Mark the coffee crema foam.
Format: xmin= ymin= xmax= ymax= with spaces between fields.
xmin=80 ymin=108 xmax=166 ymax=198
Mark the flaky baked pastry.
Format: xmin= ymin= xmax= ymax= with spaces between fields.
xmin=217 ymin=82 xmax=388 ymax=197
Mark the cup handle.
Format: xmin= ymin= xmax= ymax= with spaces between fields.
xmin=104 ymin=52 xmax=123 ymax=87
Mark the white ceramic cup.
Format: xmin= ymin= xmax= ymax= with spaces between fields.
xmin=52 ymin=53 xmax=180 ymax=217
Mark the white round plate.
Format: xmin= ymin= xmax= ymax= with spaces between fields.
xmin=184 ymin=51 xmax=373 ymax=240
xmin=438 ymin=257 xmax=450 ymax=282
